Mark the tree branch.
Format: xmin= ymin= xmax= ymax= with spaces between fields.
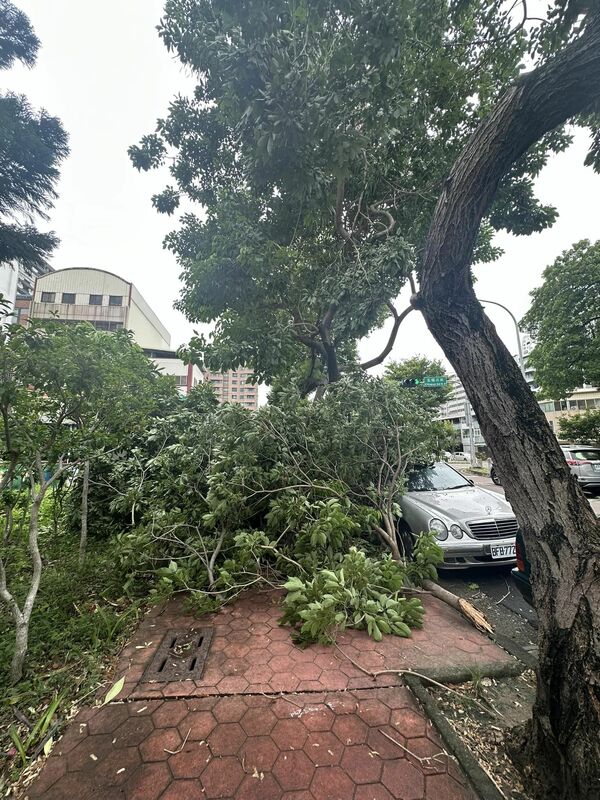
xmin=418 ymin=11 xmax=600 ymax=306
xmin=360 ymin=302 xmax=414 ymax=370
xmin=335 ymin=176 xmax=352 ymax=241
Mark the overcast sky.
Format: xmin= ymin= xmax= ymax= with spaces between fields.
xmin=5 ymin=0 xmax=600 ymax=373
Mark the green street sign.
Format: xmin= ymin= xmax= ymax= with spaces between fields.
xmin=423 ymin=376 xmax=448 ymax=387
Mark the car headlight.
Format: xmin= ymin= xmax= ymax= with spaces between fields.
xmin=429 ymin=518 xmax=448 ymax=541
xmin=450 ymin=524 xmax=464 ymax=539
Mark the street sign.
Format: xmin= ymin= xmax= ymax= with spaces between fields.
xmin=422 ymin=376 xmax=448 ymax=387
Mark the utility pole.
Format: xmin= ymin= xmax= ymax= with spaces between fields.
xmin=464 ymin=401 xmax=477 ymax=466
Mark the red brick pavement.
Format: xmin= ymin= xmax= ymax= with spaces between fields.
xmin=115 ymin=590 xmax=513 ymax=701
xmin=25 ymin=589 xmax=509 ymax=799
xmin=28 ymin=690 xmax=475 ymax=800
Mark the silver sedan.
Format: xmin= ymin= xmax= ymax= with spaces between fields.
xmin=398 ymin=462 xmax=517 ymax=569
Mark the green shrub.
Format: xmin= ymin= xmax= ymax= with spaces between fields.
xmin=280 ymin=535 xmax=442 ymax=644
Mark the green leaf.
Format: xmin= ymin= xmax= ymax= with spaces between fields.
xmin=102 ymin=677 xmax=125 ymax=706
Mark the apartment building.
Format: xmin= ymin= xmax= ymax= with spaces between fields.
xmin=32 ymin=268 xmax=171 ymax=349
xmin=540 ymin=388 xmax=600 ymax=435
xmin=24 ymin=268 xmax=259 ymax=404
xmin=205 ymin=368 xmax=259 ymax=409
xmin=144 ymin=348 xmax=204 ymax=396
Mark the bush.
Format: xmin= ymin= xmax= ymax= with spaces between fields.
xmin=280 ymin=536 xmax=442 ymax=644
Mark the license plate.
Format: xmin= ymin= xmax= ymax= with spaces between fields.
xmin=490 ymin=544 xmax=516 ymax=559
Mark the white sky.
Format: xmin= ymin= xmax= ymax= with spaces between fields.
xmin=5 ymin=1 xmax=600 ymax=371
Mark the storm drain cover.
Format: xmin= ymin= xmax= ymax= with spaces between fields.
xmin=142 ymin=628 xmax=213 ymax=682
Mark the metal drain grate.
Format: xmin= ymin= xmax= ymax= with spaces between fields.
xmin=142 ymin=628 xmax=213 ymax=682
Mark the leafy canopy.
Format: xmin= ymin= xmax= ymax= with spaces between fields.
xmin=131 ymin=0 xmax=568 ymax=385
xmin=522 ymin=240 xmax=600 ymax=399
xmin=385 ymin=356 xmax=451 ymax=410
xmin=558 ymin=411 xmax=600 ymax=445
xmin=0 ymin=1 xmax=68 ymax=273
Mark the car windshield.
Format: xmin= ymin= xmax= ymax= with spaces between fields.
xmin=568 ymin=449 xmax=600 ymax=461
xmin=407 ymin=462 xmax=471 ymax=492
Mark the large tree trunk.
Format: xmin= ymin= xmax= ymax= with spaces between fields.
xmin=420 ymin=298 xmax=600 ymax=798
xmin=414 ymin=12 xmax=600 ymax=799
xmin=79 ymin=458 xmax=90 ymax=565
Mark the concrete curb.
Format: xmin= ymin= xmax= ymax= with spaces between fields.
xmin=492 ymin=633 xmax=537 ymax=670
xmin=405 ymin=674 xmax=505 ymax=800
xmin=416 ymin=657 xmax=524 ymax=684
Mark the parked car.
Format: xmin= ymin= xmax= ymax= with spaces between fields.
xmin=398 ymin=461 xmax=517 ymax=569
xmin=490 ymin=462 xmax=501 ymax=485
xmin=450 ymin=452 xmax=470 ymax=462
xmin=511 ymin=529 xmax=533 ymax=606
xmin=512 ymin=493 xmax=600 ymax=607
xmin=561 ymin=445 xmax=600 ymax=492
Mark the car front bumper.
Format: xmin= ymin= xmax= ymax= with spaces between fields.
xmin=577 ymin=475 xmax=600 ymax=489
xmin=438 ymin=537 xmax=516 ymax=569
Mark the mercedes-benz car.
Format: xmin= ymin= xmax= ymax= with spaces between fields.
xmin=398 ymin=462 xmax=517 ymax=569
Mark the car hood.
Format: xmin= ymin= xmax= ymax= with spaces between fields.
xmin=402 ymin=485 xmax=513 ymax=522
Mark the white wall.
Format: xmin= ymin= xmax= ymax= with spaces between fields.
xmin=0 ymin=265 xmax=18 ymax=321
xmin=129 ymin=285 xmax=171 ymax=349
xmin=153 ymin=356 xmax=203 ymax=395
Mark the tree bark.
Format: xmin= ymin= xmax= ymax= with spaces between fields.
xmin=79 ymin=458 xmax=90 ymax=566
xmin=319 ymin=303 xmax=341 ymax=384
xmin=10 ymin=474 xmax=45 ymax=684
xmin=416 ymin=12 xmax=600 ymax=799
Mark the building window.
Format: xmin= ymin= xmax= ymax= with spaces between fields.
xmin=41 ymin=291 xmax=56 ymax=303
xmin=89 ymin=294 xmax=102 ymax=305
xmin=176 ymin=376 xmax=188 ymax=386
xmin=108 ymin=295 xmax=123 ymax=306
xmin=62 ymin=293 xmax=76 ymax=304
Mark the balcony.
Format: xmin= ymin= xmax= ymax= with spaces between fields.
xmin=31 ymin=302 xmax=127 ymax=325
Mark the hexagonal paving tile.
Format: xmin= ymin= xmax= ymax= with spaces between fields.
xmin=169 ymin=741 xmax=211 ymax=779
xmin=86 ymin=704 xmax=129 ymax=735
xmin=152 ymin=700 xmax=188 ymax=729
xmin=310 ymin=765 xmax=356 ymax=800
xmin=240 ymin=735 xmax=280 ymax=771
xmin=237 ymin=773 xmax=281 ymax=800
xmin=390 ymin=708 xmax=428 ymax=739
xmin=160 ymin=780 xmax=206 ymax=800
xmin=426 ymin=772 xmax=473 ymax=799
xmin=272 ymin=750 xmax=315 ymax=791
xmin=241 ymin=706 xmax=278 ymax=737
xmin=139 ymin=727 xmax=182 ymax=761
xmin=179 ymin=711 xmax=216 ymax=741
xmin=297 ymin=706 xmax=334 ymax=732
xmin=113 ymin=715 xmax=155 ymax=748
xmin=125 ymin=762 xmax=171 ymax=800
xmin=94 ymin=746 xmax=141 ymax=785
xmin=381 ymin=759 xmax=425 ymax=800
xmin=207 ymin=721 xmax=246 ymax=756
xmin=305 ymin=730 xmax=345 ymax=767
xmin=66 ymin=734 xmax=115 ymax=772
xmin=341 ymin=744 xmax=383 ymax=784
xmin=213 ymin=695 xmax=249 ymax=723
xmin=332 ymin=714 xmax=369 ymax=746
xmin=271 ymin=718 xmax=308 ymax=751
xmin=201 ymin=756 xmax=245 ymax=798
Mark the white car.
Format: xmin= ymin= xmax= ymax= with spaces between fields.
xmin=398 ymin=462 xmax=517 ymax=569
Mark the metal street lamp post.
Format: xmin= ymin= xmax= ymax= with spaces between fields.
xmin=478 ymin=298 xmax=526 ymax=377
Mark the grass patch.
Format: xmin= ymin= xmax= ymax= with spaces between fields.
xmin=0 ymin=498 xmax=146 ymax=785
